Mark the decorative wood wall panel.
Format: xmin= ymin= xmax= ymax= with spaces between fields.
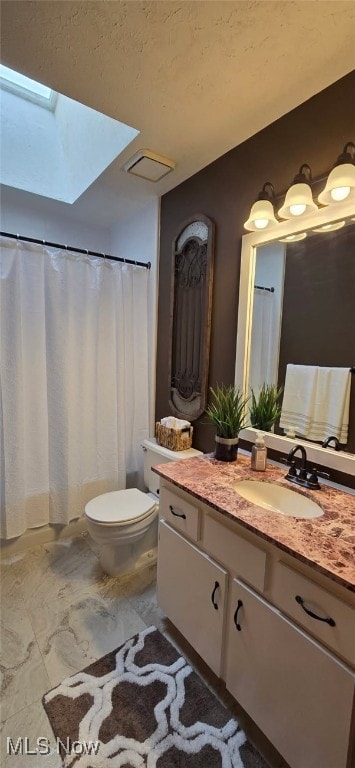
xmin=168 ymin=215 xmax=214 ymax=420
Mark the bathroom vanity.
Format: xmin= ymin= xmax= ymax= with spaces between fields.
xmin=153 ymin=454 xmax=355 ymax=768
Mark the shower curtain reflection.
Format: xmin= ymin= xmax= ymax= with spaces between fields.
xmin=249 ymin=287 xmax=276 ymax=396
xmin=0 ymin=237 xmax=149 ymax=539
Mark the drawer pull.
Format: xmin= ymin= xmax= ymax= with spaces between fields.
xmin=295 ymin=595 xmax=336 ymax=627
xmin=211 ymin=581 xmax=220 ymax=610
xmin=233 ymin=599 xmax=243 ymax=631
xmin=169 ymin=504 xmax=186 ymax=519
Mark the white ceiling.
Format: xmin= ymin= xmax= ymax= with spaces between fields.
xmin=1 ymin=0 xmax=355 ymax=227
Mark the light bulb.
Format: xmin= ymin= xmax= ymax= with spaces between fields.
xmin=330 ymin=186 xmax=350 ymax=202
xmin=289 ymin=203 xmax=306 ymax=216
xmin=254 ymin=218 xmax=269 ymax=229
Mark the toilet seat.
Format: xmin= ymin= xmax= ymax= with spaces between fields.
xmin=85 ymin=488 xmax=156 ymax=526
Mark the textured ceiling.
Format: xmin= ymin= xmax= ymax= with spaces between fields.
xmin=1 ymin=0 xmax=355 ymax=226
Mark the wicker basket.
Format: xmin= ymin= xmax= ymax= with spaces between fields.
xmin=155 ymin=422 xmax=193 ymax=451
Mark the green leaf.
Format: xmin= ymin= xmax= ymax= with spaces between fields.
xmin=249 ymin=383 xmax=283 ymax=431
xmin=206 ymin=384 xmax=249 ymax=438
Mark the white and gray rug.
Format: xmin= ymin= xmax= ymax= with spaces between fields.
xmin=43 ymin=625 xmax=269 ymax=768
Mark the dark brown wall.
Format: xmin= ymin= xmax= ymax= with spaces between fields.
xmin=156 ymin=71 xmax=355 ymax=453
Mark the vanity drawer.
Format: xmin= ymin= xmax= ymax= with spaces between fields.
xmin=272 ymin=562 xmax=355 ymax=666
xmin=202 ymin=515 xmax=266 ymax=592
xmin=159 ymin=486 xmax=200 ymax=541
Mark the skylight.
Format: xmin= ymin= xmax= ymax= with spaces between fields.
xmin=0 ymin=65 xmax=140 ymax=204
xmin=0 ymin=64 xmax=56 ymax=109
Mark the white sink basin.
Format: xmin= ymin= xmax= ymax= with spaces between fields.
xmin=232 ymin=479 xmax=323 ymax=519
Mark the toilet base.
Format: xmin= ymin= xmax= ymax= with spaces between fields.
xmin=86 ymin=510 xmax=159 ymax=577
xmin=99 ymin=543 xmax=157 ymax=577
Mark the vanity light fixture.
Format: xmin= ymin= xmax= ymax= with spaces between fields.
xmin=278 ymin=164 xmax=318 ymax=219
xmin=244 ymin=182 xmax=278 ymax=232
xmin=318 ymin=142 xmax=355 ymax=204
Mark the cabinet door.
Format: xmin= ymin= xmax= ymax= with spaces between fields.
xmin=157 ymin=521 xmax=227 ymax=676
xmin=225 ymin=579 xmax=355 ymax=768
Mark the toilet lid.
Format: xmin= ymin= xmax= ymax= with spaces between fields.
xmin=85 ymin=489 xmax=156 ymax=525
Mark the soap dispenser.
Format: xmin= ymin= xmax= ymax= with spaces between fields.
xmin=251 ymin=432 xmax=267 ymax=471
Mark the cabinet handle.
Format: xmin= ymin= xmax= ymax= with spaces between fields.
xmin=169 ymin=504 xmax=186 ymax=519
xmin=211 ymin=581 xmax=219 ymax=610
xmin=233 ymin=599 xmax=243 ymax=631
xmin=295 ymin=595 xmax=336 ymax=627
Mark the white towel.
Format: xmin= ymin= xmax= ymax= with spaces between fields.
xmin=310 ymin=367 xmax=351 ymax=443
xmin=280 ymin=364 xmax=351 ymax=443
xmin=280 ymin=365 xmax=318 ymax=436
xmin=160 ymin=417 xmax=191 ymax=431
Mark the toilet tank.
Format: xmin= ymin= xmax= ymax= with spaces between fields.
xmin=142 ymin=437 xmax=202 ymax=496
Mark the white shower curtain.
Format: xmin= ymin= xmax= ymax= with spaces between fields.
xmin=0 ymin=237 xmax=150 ymax=539
xmin=249 ymin=287 xmax=275 ymax=395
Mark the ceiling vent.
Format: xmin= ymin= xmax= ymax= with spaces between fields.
xmin=122 ymin=149 xmax=175 ymax=182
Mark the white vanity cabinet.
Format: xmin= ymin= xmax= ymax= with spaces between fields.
xmin=226 ymin=579 xmax=355 ymax=768
xmin=157 ymin=479 xmax=355 ymax=768
xmin=158 ymin=521 xmax=227 ymax=675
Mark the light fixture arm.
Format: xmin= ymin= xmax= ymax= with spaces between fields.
xmin=293 ymin=163 xmax=312 ymax=185
xmin=257 ymin=182 xmax=275 ymax=202
xmin=334 ymin=142 xmax=355 ymax=167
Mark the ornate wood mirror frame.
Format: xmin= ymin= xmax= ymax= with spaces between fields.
xmin=168 ymin=214 xmax=214 ymax=421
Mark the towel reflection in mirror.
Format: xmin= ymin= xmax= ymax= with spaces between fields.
xmin=279 ymin=364 xmax=351 ymax=444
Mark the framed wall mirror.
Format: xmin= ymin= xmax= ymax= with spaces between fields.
xmin=235 ymin=198 xmax=355 ymax=475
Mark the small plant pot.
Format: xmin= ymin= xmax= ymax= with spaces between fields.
xmin=215 ymin=435 xmax=239 ymax=462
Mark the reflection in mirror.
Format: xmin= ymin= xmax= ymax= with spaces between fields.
xmin=249 ymin=220 xmax=355 ymax=452
xmin=235 ymin=201 xmax=355 ymax=472
xmin=249 ymin=241 xmax=285 ymax=394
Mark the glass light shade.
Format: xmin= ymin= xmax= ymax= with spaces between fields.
xmin=278 ymin=183 xmax=318 ymax=219
xmin=318 ymin=163 xmax=355 ymax=205
xmin=244 ymin=199 xmax=278 ymax=231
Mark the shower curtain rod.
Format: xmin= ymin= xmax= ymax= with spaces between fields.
xmin=254 ymin=284 xmax=275 ymax=293
xmin=0 ymin=231 xmax=151 ymax=269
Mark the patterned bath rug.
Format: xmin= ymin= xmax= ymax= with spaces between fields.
xmin=43 ymin=625 xmax=269 ymax=768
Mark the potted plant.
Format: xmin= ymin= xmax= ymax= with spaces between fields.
xmin=206 ymin=384 xmax=249 ymax=461
xmin=249 ymin=383 xmax=283 ymax=432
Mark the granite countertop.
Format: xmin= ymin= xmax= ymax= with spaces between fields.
xmin=153 ymin=453 xmax=355 ymax=593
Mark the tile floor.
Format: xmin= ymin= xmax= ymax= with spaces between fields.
xmin=0 ymin=533 xmax=288 ymax=767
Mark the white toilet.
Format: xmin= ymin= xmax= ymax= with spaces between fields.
xmin=85 ymin=437 xmax=201 ymax=576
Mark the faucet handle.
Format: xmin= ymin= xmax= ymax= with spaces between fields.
xmin=280 ymin=457 xmax=298 ymax=477
xmin=287 ymin=460 xmax=298 ymax=477
xmin=316 ymin=468 xmax=330 ymax=480
xmin=308 ymin=466 xmax=330 ymax=488
xmin=280 ymin=456 xmax=294 ymax=467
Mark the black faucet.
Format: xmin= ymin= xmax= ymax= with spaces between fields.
xmin=283 ymin=444 xmax=330 ymax=490
xmin=286 ymin=444 xmax=308 ymax=483
xmin=322 ymin=435 xmax=341 ymax=451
